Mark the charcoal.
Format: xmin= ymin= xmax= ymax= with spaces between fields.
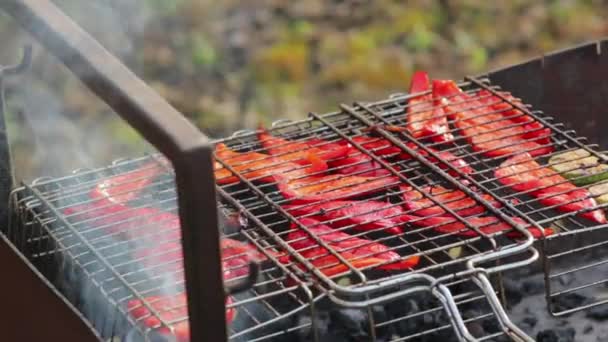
xmin=583 ymin=324 xmax=594 ymax=334
xmin=551 ymin=293 xmax=590 ymax=313
xmin=482 ymin=317 xmax=501 ymax=334
xmin=503 ymin=278 xmax=523 ymax=306
xmin=536 ymin=327 xmax=576 ymax=342
xmin=586 ymin=303 xmax=608 ymax=320
xmin=385 ymin=295 xmax=455 ymax=341
xmin=520 ymin=315 xmax=538 ymax=331
xmin=597 ymin=332 xmax=608 ymax=342
xmin=296 ymin=311 xmax=330 ymax=341
xmin=557 ymin=273 xmax=574 ymax=287
xmin=503 ymin=278 xmax=544 ymax=306
xmin=521 ymin=279 xmax=545 ymax=296
xmin=296 ymin=304 xmax=393 ymax=342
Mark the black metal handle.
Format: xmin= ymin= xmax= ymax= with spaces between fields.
xmin=0 ymin=1 xmax=227 ymax=341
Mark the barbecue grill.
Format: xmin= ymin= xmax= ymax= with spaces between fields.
xmin=1 ymin=1 xmax=608 ymax=341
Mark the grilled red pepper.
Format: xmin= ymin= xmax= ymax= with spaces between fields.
xmin=317 ymin=135 xmax=471 ymax=177
xmin=64 ymin=202 xmax=271 ymax=277
xmin=325 ymin=136 xmax=400 ymax=177
xmin=134 ymin=237 xmax=270 ymax=279
xmin=433 ymin=80 xmax=553 ymax=158
xmin=401 ymin=185 xmax=502 ymax=218
xmin=281 ymin=218 xmax=419 ymax=276
xmin=407 ymin=215 xmax=552 ymax=238
xmin=88 ymin=161 xmax=166 ymax=207
xmin=404 ymin=71 xmax=454 ymax=143
xmin=258 ymin=130 xmax=350 ymax=166
xmin=276 ymin=174 xmax=399 ymax=203
xmin=214 ymin=143 xmax=327 ymax=185
xmin=285 ymin=200 xmax=410 ymax=235
xmin=477 ymin=90 xmax=552 ymax=146
xmin=128 ymin=293 xmax=235 ymax=341
xmin=495 ymin=152 xmax=607 ymax=223
xmin=396 ymin=142 xmax=474 ymax=176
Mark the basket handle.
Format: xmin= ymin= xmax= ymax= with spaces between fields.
xmin=472 ymin=271 xmax=535 ymax=342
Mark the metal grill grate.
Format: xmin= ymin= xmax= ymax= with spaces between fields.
xmin=357 ymin=76 xmax=608 ymax=317
xmin=214 ymin=78 xmax=538 ymax=299
xmin=8 ymin=157 xmax=316 ymax=342
xmin=9 ymin=75 xmax=608 ymax=341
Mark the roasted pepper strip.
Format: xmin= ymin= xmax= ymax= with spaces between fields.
xmin=89 ymin=161 xmax=166 ymax=206
xmin=407 ymin=215 xmax=553 ymax=238
xmin=258 ymin=130 xmax=350 ymax=166
xmin=477 ymin=90 xmax=552 ymax=146
xmin=396 ymin=141 xmax=474 ymax=176
xmin=134 ymin=236 xmax=269 ymax=278
xmin=314 ymin=135 xmax=471 ymax=176
xmin=64 ymin=203 xmax=269 ymax=278
xmin=276 ymin=174 xmax=399 ymax=203
xmin=282 ymin=218 xmax=419 ymax=276
xmin=128 ymin=294 xmax=235 ymax=341
xmin=401 ymin=185 xmax=502 ymax=218
xmin=405 ymin=71 xmax=454 ymax=143
xmin=433 ymin=80 xmax=553 ymax=158
xmin=326 ymin=136 xmax=400 ymax=177
xmin=214 ymin=143 xmax=326 ymax=185
xmin=285 ymin=200 xmax=409 ymax=235
xmin=495 ymin=152 xmax=607 ymax=224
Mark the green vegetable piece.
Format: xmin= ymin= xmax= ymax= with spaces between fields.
xmin=549 ymin=149 xmax=608 ymax=186
xmin=589 ymin=182 xmax=608 ymax=205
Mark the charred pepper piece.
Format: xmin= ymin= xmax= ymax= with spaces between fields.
xmin=285 ymin=200 xmax=409 ymax=235
xmin=433 ymin=80 xmax=553 ymax=158
xmin=281 ymin=218 xmax=419 ymax=276
xmin=401 ymin=185 xmax=502 ymax=218
xmin=258 ymin=130 xmax=350 ymax=166
xmin=127 ymin=293 xmax=236 ymax=341
xmin=276 ymin=173 xmax=399 ymax=203
xmin=495 ymin=152 xmax=606 ymax=224
xmin=404 ymin=71 xmax=454 ymax=143
xmin=214 ymin=143 xmax=326 ymax=185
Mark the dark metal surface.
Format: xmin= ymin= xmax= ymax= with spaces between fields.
xmin=0 ymin=0 xmax=227 ymax=341
xmin=486 ymin=39 xmax=608 ymax=149
xmin=0 ymin=234 xmax=100 ymax=341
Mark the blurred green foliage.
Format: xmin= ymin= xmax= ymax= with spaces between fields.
xmin=0 ymin=0 xmax=607 ymax=179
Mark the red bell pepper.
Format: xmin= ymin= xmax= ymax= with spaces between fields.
xmin=214 ymin=143 xmax=327 ymax=185
xmin=128 ymin=293 xmax=236 ymax=341
xmin=281 ymin=218 xmax=419 ymax=276
xmin=325 ymin=136 xmax=400 ymax=177
xmin=64 ymin=202 xmax=270 ymax=278
xmin=285 ymin=200 xmax=410 ymax=235
xmin=134 ymin=237 xmax=269 ymax=279
xmin=89 ymin=161 xmax=166 ymax=207
xmin=404 ymin=71 xmax=454 ymax=143
xmin=319 ymin=135 xmax=472 ymax=177
xmin=276 ymin=174 xmax=399 ymax=203
xmin=495 ymin=152 xmax=606 ymax=223
xmin=396 ymin=142 xmax=474 ymax=176
xmin=258 ymin=130 xmax=350 ymax=166
xmin=433 ymin=80 xmax=553 ymax=158
xmin=477 ymin=90 xmax=552 ymax=146
xmin=401 ymin=185 xmax=501 ymax=218
xmin=407 ymin=215 xmax=552 ymax=238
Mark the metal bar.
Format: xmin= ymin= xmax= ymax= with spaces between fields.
xmin=0 ymin=1 xmax=226 ymax=341
xmin=0 ymin=46 xmax=30 ymax=233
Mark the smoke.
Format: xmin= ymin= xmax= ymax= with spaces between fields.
xmin=3 ymin=1 xmax=205 ymax=340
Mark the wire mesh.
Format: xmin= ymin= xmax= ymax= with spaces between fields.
xmin=9 ymin=75 xmax=608 ymax=341
xmin=214 ymin=78 xmax=540 ymax=303
xmin=8 ymin=157 xmax=316 ymax=342
xmin=357 ymin=76 xmax=608 ymax=317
